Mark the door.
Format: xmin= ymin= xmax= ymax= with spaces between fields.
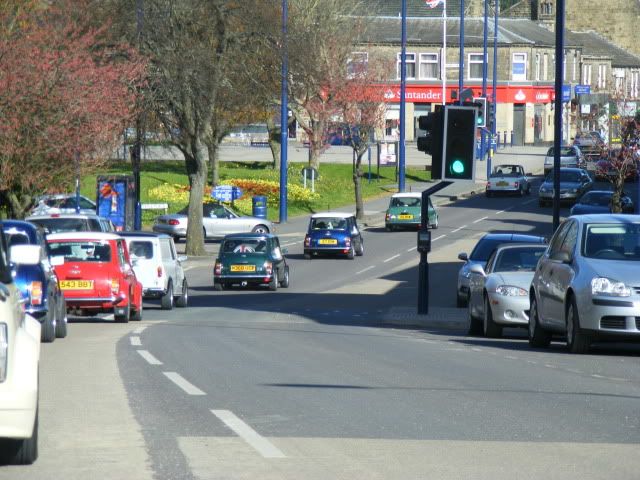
xmin=537 ymin=221 xmax=570 ymax=323
xmin=128 ymin=239 xmax=156 ymax=289
xmin=513 ymin=104 xmax=526 ymax=146
xmin=160 ymin=238 xmax=177 ymax=290
xmin=547 ymin=221 xmax=578 ymax=327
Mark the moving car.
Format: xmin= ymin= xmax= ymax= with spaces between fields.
xmin=213 ymin=233 xmax=289 ymax=291
xmin=457 ymin=233 xmax=547 ymax=307
xmin=119 ymin=232 xmax=188 ymax=310
xmin=384 ymin=192 xmax=438 ymax=230
xmin=152 ymin=203 xmax=272 ymax=241
xmin=26 ymin=213 xmax=114 ymax=234
xmin=46 ymin=232 xmax=143 ymax=323
xmin=538 ymin=168 xmax=592 ymax=207
xmin=467 ymin=244 xmax=547 ymax=337
xmin=304 ymin=212 xmax=364 ymax=259
xmin=529 ymin=214 xmax=640 ymax=353
xmin=30 ymin=194 xmax=96 ymax=216
xmin=569 ymin=190 xmax=634 ymax=216
xmin=0 ymin=228 xmax=41 ymax=465
xmin=573 ymin=133 xmax=603 ymax=161
xmin=485 ymin=164 xmax=531 ymax=197
xmin=543 ymin=145 xmax=585 ymax=175
xmin=3 ymin=221 xmax=67 ymax=342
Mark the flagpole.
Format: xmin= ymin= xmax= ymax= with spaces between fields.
xmin=442 ymin=1 xmax=446 ymax=105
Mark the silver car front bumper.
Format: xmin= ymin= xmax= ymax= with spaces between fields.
xmin=580 ymin=297 xmax=640 ymax=338
xmin=487 ymin=293 xmax=529 ymax=326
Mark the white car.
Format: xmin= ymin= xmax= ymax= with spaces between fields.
xmin=0 ymin=235 xmax=41 ymax=465
xmin=30 ymin=194 xmax=96 ymax=216
xmin=120 ymin=232 xmax=188 ymax=310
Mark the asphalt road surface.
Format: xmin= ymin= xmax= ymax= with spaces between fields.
xmin=3 ymin=178 xmax=640 ymax=480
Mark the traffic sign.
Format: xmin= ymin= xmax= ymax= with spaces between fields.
xmin=562 ymin=85 xmax=571 ymax=102
xmin=211 ymin=185 xmax=243 ymax=202
xmin=575 ymin=85 xmax=591 ymax=95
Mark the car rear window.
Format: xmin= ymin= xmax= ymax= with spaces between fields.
xmin=311 ymin=218 xmax=349 ymax=230
xmin=221 ymin=238 xmax=268 ymax=254
xmin=390 ymin=197 xmax=420 ymax=207
xmin=471 ymin=237 xmax=543 ymax=262
xmin=49 ymin=241 xmax=111 ymax=262
xmin=4 ymin=231 xmax=30 ymax=248
xmin=129 ymin=241 xmax=154 ymax=259
xmin=30 ymin=218 xmax=90 ymax=233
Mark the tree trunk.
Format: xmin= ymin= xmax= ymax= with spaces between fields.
xmin=612 ymin=176 xmax=624 ymax=213
xmin=3 ymin=191 xmax=33 ymax=220
xmin=353 ymin=150 xmax=365 ymax=220
xmin=207 ymin=141 xmax=220 ymax=188
xmin=309 ymin=120 xmax=323 ymax=170
xmin=184 ymin=139 xmax=208 ymax=257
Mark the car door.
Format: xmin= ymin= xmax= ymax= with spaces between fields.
xmin=470 ymin=250 xmax=496 ymax=318
xmin=547 ymin=220 xmax=578 ymax=327
xmin=160 ymin=237 xmax=179 ymax=290
xmin=117 ymin=240 xmax=136 ymax=298
xmin=270 ymin=238 xmax=284 ymax=281
xmin=536 ymin=221 xmax=570 ymax=324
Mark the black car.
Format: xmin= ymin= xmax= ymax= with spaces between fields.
xmin=538 ymin=168 xmax=593 ymax=207
xmin=569 ymin=190 xmax=634 ymax=215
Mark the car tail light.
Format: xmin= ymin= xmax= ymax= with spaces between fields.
xmin=385 ymin=213 xmax=391 ymax=221
xmin=514 ymin=181 xmax=519 ymax=188
xmin=168 ymin=219 xmax=180 ymax=226
xmin=29 ymin=281 xmax=43 ymax=306
xmin=264 ymin=261 xmax=273 ymax=275
xmin=345 ymin=237 xmax=351 ymax=247
xmin=0 ymin=323 xmax=7 ymax=382
xmin=214 ymin=262 xmax=222 ymax=275
xmin=486 ymin=182 xmax=491 ymax=188
xmin=304 ymin=235 xmax=310 ymax=247
xmin=157 ymin=266 xmax=163 ymax=278
xmin=111 ymin=279 xmax=119 ymax=294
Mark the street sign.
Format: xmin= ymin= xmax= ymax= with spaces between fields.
xmin=562 ymin=85 xmax=571 ymax=102
xmin=575 ymin=85 xmax=591 ymax=95
xmin=211 ymin=185 xmax=243 ymax=202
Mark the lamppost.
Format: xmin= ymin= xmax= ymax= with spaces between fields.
xmin=132 ymin=0 xmax=144 ymax=230
xmin=398 ymin=0 xmax=407 ymax=193
xmin=552 ymin=0 xmax=566 ymax=232
xmin=279 ymin=0 xmax=288 ymax=223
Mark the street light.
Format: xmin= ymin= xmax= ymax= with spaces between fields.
xmin=279 ymin=0 xmax=288 ymax=223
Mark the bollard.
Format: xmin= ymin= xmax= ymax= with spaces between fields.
xmin=510 ymin=130 xmax=514 ymax=147
xmin=503 ymin=131 xmax=507 ymax=148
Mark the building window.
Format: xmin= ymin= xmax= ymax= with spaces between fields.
xmin=347 ymin=52 xmax=368 ymax=79
xmin=582 ymin=64 xmax=592 ymax=85
xmin=543 ymin=53 xmax=548 ymax=80
xmin=397 ymin=52 xmax=416 ymax=80
xmin=419 ymin=53 xmax=439 ymax=80
xmin=563 ymin=55 xmax=566 ymax=82
xmin=535 ymin=54 xmax=541 ymax=81
xmin=468 ymin=53 xmax=484 ymax=80
xmin=572 ymin=52 xmax=577 ymax=82
xmin=597 ymin=64 xmax=607 ymax=89
xmin=512 ymin=53 xmax=527 ymax=81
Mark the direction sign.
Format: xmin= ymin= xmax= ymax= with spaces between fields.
xmin=562 ymin=85 xmax=571 ymax=102
xmin=574 ymin=85 xmax=591 ymax=95
xmin=211 ymin=185 xmax=243 ymax=202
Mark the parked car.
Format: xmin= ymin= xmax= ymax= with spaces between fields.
xmin=485 ymin=164 xmax=531 ymax=197
xmin=30 ymin=194 xmax=96 ymax=216
xmin=119 ymin=232 xmax=188 ymax=310
xmin=538 ymin=167 xmax=593 ymax=207
xmin=46 ymin=232 xmax=143 ymax=322
xmin=529 ymin=214 xmax=640 ymax=353
xmin=26 ymin=213 xmax=114 ymax=234
xmin=457 ymin=233 xmax=547 ymax=308
xmin=573 ymin=133 xmax=602 ymax=161
xmin=569 ymin=190 xmax=634 ymax=216
xmin=594 ymin=157 xmax=637 ymax=181
xmin=0 ymin=228 xmax=41 ymax=465
xmin=543 ymin=145 xmax=585 ymax=175
xmin=467 ymin=244 xmax=547 ymax=337
xmin=304 ymin=212 xmax=364 ymax=259
xmin=3 ymin=221 xmax=67 ymax=342
xmin=152 ymin=203 xmax=272 ymax=241
xmin=213 ymin=233 xmax=289 ymax=291
xmin=384 ymin=192 xmax=438 ymax=231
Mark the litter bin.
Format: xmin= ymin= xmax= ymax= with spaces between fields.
xmin=252 ymin=196 xmax=267 ymax=219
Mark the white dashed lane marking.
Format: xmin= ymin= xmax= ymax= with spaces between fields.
xmin=451 ymin=225 xmax=467 ymax=233
xmin=163 ymin=372 xmax=206 ymax=396
xmin=472 ymin=216 xmax=488 ymax=224
xmin=137 ymin=350 xmax=163 ymax=365
xmin=384 ymin=254 xmax=401 ymax=263
xmin=211 ymin=410 xmax=286 ymax=458
xmin=432 ymin=235 xmax=446 ymax=241
xmin=130 ymin=336 xmax=142 ymax=346
xmin=133 ymin=326 xmax=147 ymax=335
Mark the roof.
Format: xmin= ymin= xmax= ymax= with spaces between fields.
xmin=118 ymin=231 xmax=170 ymax=239
xmin=481 ymin=233 xmax=546 ymax=242
xmin=222 ymin=233 xmax=276 ymax=240
xmin=2 ymin=220 xmax=39 ymax=230
xmin=26 ymin=213 xmax=103 ymax=220
xmin=311 ymin=212 xmax=354 ymax=219
xmin=571 ymin=214 xmax=640 ymax=223
xmin=46 ymin=232 xmax=123 ymax=241
xmin=391 ymin=192 xmax=422 ymax=198
xmin=494 ymin=243 xmax=548 ymax=251
xmin=566 ymin=31 xmax=640 ymax=68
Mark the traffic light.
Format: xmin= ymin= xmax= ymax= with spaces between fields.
xmin=487 ymin=101 xmax=496 ymax=132
xmin=442 ymin=106 xmax=477 ymax=181
xmin=417 ymin=105 xmax=444 ymax=180
xmin=473 ymin=97 xmax=487 ymax=128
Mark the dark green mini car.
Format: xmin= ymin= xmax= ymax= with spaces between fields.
xmin=385 ymin=192 xmax=438 ymax=231
xmin=213 ymin=233 xmax=289 ymax=291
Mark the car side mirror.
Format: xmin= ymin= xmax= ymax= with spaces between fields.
xmin=458 ymin=252 xmax=468 ymax=261
xmin=281 ymin=248 xmax=288 ymax=255
xmin=469 ymin=264 xmax=486 ymax=276
xmin=551 ymin=251 xmax=571 ymax=263
xmin=131 ymin=258 xmax=139 ymax=267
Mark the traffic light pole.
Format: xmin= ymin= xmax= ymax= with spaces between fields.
xmin=418 ymin=181 xmax=452 ymax=315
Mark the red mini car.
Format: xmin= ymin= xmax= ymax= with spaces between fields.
xmin=46 ymin=232 xmax=143 ymax=322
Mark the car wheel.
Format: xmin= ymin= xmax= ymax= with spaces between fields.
xmin=456 ymin=292 xmax=467 ymax=308
xmin=269 ymin=275 xmax=278 ymax=291
xmin=41 ymin=300 xmax=56 ymax=343
xmin=483 ymin=295 xmax=503 ymax=338
xmin=161 ymin=282 xmax=174 ymax=310
xmin=356 ymin=239 xmax=364 ymax=256
xmin=566 ymin=296 xmax=590 ymax=354
xmin=55 ymin=298 xmax=68 ymax=339
xmin=176 ymin=280 xmax=189 ymax=307
xmin=114 ymin=301 xmax=130 ymax=323
xmin=347 ymin=245 xmax=355 ymax=260
xmin=2 ymin=408 xmax=38 ymax=465
xmin=385 ymin=225 xmax=391 ymax=232
xmin=430 ymin=218 xmax=438 ymax=229
xmin=528 ymin=296 xmax=551 ymax=348
xmin=467 ymin=300 xmax=483 ymax=336
xmin=252 ymin=224 xmax=269 ymax=234
xmin=526 ymin=184 xmax=532 ymax=195
xmin=280 ymin=267 xmax=290 ymax=288
xmin=130 ymin=303 xmax=143 ymax=321
xmin=518 ymin=185 xmax=525 ymax=197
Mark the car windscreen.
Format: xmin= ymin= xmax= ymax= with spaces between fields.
xmin=390 ymin=197 xmax=420 ymax=208
xmin=544 ymin=171 xmax=581 ymax=183
xmin=583 ymin=223 xmax=640 ymax=260
xmin=310 ymin=218 xmax=349 ymax=230
xmin=221 ymin=238 xmax=267 ymax=254
xmin=578 ymin=192 xmax=612 ymax=206
xmin=4 ymin=231 xmax=30 ymax=248
xmin=493 ymin=247 xmax=546 ymax=272
xmin=547 ymin=147 xmax=575 ymax=156
xmin=29 ymin=218 xmax=90 ymax=233
xmin=129 ymin=240 xmax=154 ymax=259
xmin=48 ymin=241 xmax=111 ymax=262
xmin=470 ymin=239 xmax=504 ymax=262
xmin=490 ymin=167 xmax=520 ymax=177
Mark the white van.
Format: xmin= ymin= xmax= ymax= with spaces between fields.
xmin=120 ymin=232 xmax=188 ymax=310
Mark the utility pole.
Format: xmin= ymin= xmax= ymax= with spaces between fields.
xmin=482 ymin=0 xmax=488 ymax=173
xmin=553 ymin=0 xmax=565 ymax=232
xmin=458 ymin=0 xmax=465 ymax=106
xmin=132 ymin=0 xmax=144 ymax=230
xmin=398 ymin=0 xmax=407 ymax=193
xmin=279 ymin=0 xmax=288 ymax=223
xmin=490 ymin=0 xmax=499 ymax=176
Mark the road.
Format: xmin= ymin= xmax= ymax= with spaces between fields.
xmin=3 ymin=178 xmax=640 ymax=480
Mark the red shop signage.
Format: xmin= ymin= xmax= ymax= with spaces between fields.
xmin=383 ymin=84 xmax=556 ymax=104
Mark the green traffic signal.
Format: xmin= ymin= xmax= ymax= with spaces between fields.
xmin=450 ymin=159 xmax=465 ymax=175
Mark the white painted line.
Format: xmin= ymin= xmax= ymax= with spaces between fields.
xmin=522 ymin=198 xmax=537 ymax=205
xmin=407 ymin=246 xmax=417 ymax=252
xmin=472 ymin=216 xmax=489 ymax=224
xmin=451 ymin=225 xmax=467 ymax=233
xmin=163 ymin=372 xmax=206 ymax=396
xmin=495 ymin=210 xmax=506 ymax=214
xmin=544 ymin=364 xmax=557 ymax=369
xmin=384 ymin=254 xmax=401 ymax=263
xmin=505 ymin=355 xmax=518 ymax=360
xmin=432 ymin=234 xmax=446 ymax=241
xmin=133 ymin=326 xmax=147 ymax=335
xmin=211 ymin=409 xmax=286 ymax=458
xmin=137 ymin=350 xmax=163 ymax=365
xmin=130 ymin=336 xmax=142 ymax=346
xmin=356 ymin=266 xmax=374 ymax=274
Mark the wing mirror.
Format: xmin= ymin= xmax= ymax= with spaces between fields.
xmin=281 ymin=248 xmax=288 ymax=255
xmin=469 ymin=264 xmax=486 ymax=276
xmin=458 ymin=252 xmax=468 ymax=261
xmin=177 ymin=255 xmax=188 ymax=263
xmin=131 ymin=258 xmax=139 ymax=267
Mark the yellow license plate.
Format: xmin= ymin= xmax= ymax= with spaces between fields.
xmin=399 ymin=214 xmax=414 ymax=219
xmin=60 ymin=280 xmax=94 ymax=290
xmin=230 ymin=265 xmax=256 ymax=272
xmin=319 ymin=239 xmax=337 ymax=245
xmin=497 ymin=181 xmax=509 ymax=186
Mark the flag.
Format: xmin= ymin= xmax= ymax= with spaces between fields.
xmin=425 ymin=0 xmax=445 ymax=8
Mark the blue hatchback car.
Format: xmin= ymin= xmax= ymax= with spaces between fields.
xmin=2 ymin=220 xmax=67 ymax=342
xmin=303 ymin=212 xmax=364 ymax=259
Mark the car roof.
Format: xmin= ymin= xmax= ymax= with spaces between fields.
xmin=222 ymin=233 xmax=276 ymax=240
xmin=570 ymin=214 xmax=640 ymax=224
xmin=494 ymin=243 xmax=547 ymax=251
xmin=2 ymin=220 xmax=39 ymax=231
xmin=26 ymin=213 xmax=104 ymax=220
xmin=310 ymin=212 xmax=354 ymax=219
xmin=46 ymin=232 xmax=123 ymax=241
xmin=391 ymin=192 xmax=422 ymax=198
xmin=494 ymin=164 xmax=521 ymax=168
xmin=118 ymin=231 xmax=170 ymax=239
xmin=481 ymin=233 xmax=546 ymax=243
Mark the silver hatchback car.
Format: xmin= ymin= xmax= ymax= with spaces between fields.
xmin=529 ymin=214 xmax=640 ymax=353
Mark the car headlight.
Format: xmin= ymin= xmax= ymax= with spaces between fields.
xmin=591 ymin=277 xmax=631 ymax=297
xmin=495 ymin=285 xmax=528 ymax=296
xmin=462 ymin=269 xmax=472 ymax=279
xmin=0 ymin=323 xmax=7 ymax=383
